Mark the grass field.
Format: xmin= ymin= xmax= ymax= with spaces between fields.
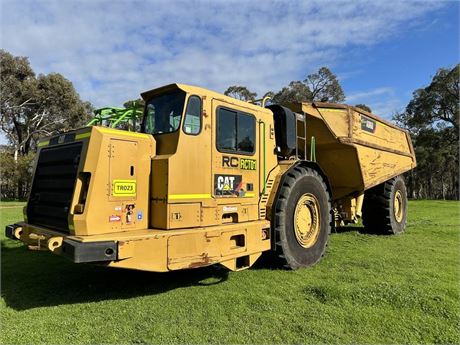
xmin=1 ymin=200 xmax=459 ymax=344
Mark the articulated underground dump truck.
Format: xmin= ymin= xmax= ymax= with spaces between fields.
xmin=6 ymin=84 xmax=416 ymax=271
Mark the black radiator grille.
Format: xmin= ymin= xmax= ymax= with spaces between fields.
xmin=27 ymin=142 xmax=83 ymax=231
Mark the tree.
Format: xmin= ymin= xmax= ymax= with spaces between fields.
xmin=0 ymin=50 xmax=92 ymax=158
xmin=408 ymin=127 xmax=458 ymax=199
xmin=272 ymin=81 xmax=312 ymax=104
xmin=271 ymin=67 xmax=345 ymax=104
xmin=355 ymin=104 xmax=372 ymax=113
xmin=0 ymin=49 xmax=92 ymax=198
xmin=304 ymin=67 xmax=345 ymax=103
xmin=224 ymin=85 xmax=257 ymax=102
xmin=394 ymin=64 xmax=459 ymax=200
xmin=123 ymin=98 xmax=144 ymax=109
xmin=263 ymin=91 xmax=275 ymax=99
xmin=120 ymin=98 xmax=144 ymax=131
xmin=399 ymin=65 xmax=459 ymax=140
xmin=0 ymin=148 xmax=34 ymax=199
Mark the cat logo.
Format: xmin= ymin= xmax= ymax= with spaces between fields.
xmin=218 ymin=176 xmax=235 ymax=191
xmin=214 ymin=174 xmax=242 ymax=196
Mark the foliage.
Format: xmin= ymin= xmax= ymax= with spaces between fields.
xmin=401 ymin=65 xmax=459 ymax=137
xmin=1 ymin=200 xmax=458 ymax=344
xmin=0 ymin=49 xmax=91 ymax=199
xmin=272 ymin=67 xmax=345 ymax=104
xmin=355 ymin=104 xmax=372 ymax=113
xmin=394 ymin=64 xmax=459 ymax=200
xmin=304 ymin=67 xmax=345 ymax=103
xmin=0 ymin=149 xmax=35 ymax=199
xmin=0 ymin=50 xmax=92 ymax=156
xmin=272 ymin=81 xmax=312 ymax=104
xmin=115 ymin=98 xmax=145 ymax=132
xmin=224 ymin=85 xmax=257 ymax=101
xmin=123 ymin=98 xmax=145 ymax=109
xmin=263 ymin=91 xmax=275 ymax=100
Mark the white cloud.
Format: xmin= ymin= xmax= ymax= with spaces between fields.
xmin=0 ymin=0 xmax=445 ymax=110
xmin=347 ymin=87 xmax=404 ymax=119
xmin=347 ymin=87 xmax=395 ymax=103
xmin=370 ymin=99 xmax=404 ymax=120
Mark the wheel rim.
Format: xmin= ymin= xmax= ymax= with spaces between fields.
xmin=394 ymin=190 xmax=404 ymax=222
xmin=294 ymin=193 xmax=321 ymax=248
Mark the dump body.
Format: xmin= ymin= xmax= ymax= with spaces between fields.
xmin=287 ymin=102 xmax=416 ymax=200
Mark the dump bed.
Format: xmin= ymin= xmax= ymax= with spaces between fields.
xmin=288 ymin=102 xmax=416 ymax=200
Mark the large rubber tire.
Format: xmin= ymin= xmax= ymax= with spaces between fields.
xmin=362 ymin=176 xmax=408 ymax=235
xmin=273 ymin=166 xmax=332 ymax=269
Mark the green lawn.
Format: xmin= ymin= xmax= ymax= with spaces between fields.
xmin=1 ymin=200 xmax=459 ymax=344
xmin=0 ymin=201 xmax=26 ymax=207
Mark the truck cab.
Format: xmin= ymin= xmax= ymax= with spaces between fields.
xmin=140 ymin=84 xmax=277 ymax=231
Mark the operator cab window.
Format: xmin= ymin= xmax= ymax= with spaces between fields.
xmin=217 ymin=107 xmax=255 ymax=155
xmin=237 ymin=113 xmax=255 ymax=152
xmin=183 ymin=95 xmax=202 ymax=135
xmin=143 ymin=90 xmax=186 ymax=135
xmin=218 ymin=108 xmax=237 ymax=150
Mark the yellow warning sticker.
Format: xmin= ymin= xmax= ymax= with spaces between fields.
xmin=112 ymin=180 xmax=136 ymax=197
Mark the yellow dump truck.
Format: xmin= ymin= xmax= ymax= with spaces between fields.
xmin=6 ymin=84 xmax=416 ymax=271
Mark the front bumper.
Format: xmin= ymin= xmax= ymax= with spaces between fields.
xmin=5 ymin=219 xmax=272 ymax=272
xmin=5 ymin=223 xmax=22 ymax=240
xmin=5 ymin=223 xmax=117 ymax=263
xmin=61 ymin=239 xmax=117 ymax=263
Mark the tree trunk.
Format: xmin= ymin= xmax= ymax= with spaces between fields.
xmin=442 ymin=178 xmax=446 ymax=200
xmin=17 ymin=179 xmax=23 ymax=200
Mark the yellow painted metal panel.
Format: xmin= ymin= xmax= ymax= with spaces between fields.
xmin=168 ymin=194 xmax=211 ymax=200
xmin=169 ymin=203 xmax=201 ymax=228
xmin=98 ymin=127 xmax=151 ymax=139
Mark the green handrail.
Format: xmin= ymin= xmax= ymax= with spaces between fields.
xmin=310 ymin=136 xmax=316 ymax=162
xmin=87 ymin=103 xmax=144 ymax=130
xmin=258 ymin=120 xmax=266 ymax=195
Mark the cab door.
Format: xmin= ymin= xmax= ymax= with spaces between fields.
xmin=211 ymin=99 xmax=259 ymax=222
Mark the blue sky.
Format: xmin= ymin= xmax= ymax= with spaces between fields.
xmin=0 ymin=0 xmax=458 ymax=144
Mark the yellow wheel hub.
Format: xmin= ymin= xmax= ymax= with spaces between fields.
xmin=394 ymin=190 xmax=404 ymax=222
xmin=294 ymin=193 xmax=321 ymax=248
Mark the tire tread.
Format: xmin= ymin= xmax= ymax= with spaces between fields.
xmin=274 ymin=166 xmax=333 ymax=269
xmin=362 ymin=176 xmax=406 ymax=235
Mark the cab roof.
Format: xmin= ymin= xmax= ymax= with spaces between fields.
xmin=140 ymin=83 xmax=272 ymax=114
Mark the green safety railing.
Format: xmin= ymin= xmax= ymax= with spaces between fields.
xmin=86 ymin=102 xmax=144 ymax=130
xmin=310 ymin=136 xmax=316 ymax=162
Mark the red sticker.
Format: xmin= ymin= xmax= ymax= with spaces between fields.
xmin=109 ymin=215 xmax=121 ymax=222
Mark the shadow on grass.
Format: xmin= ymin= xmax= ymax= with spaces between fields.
xmin=1 ymin=244 xmax=229 ymax=311
xmin=251 ymin=252 xmax=285 ymax=270
xmin=334 ymin=226 xmax=365 ymax=234
xmin=335 ymin=225 xmax=394 ymax=236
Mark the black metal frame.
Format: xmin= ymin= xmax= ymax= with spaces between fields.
xmin=61 ymin=239 xmax=118 ymax=263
